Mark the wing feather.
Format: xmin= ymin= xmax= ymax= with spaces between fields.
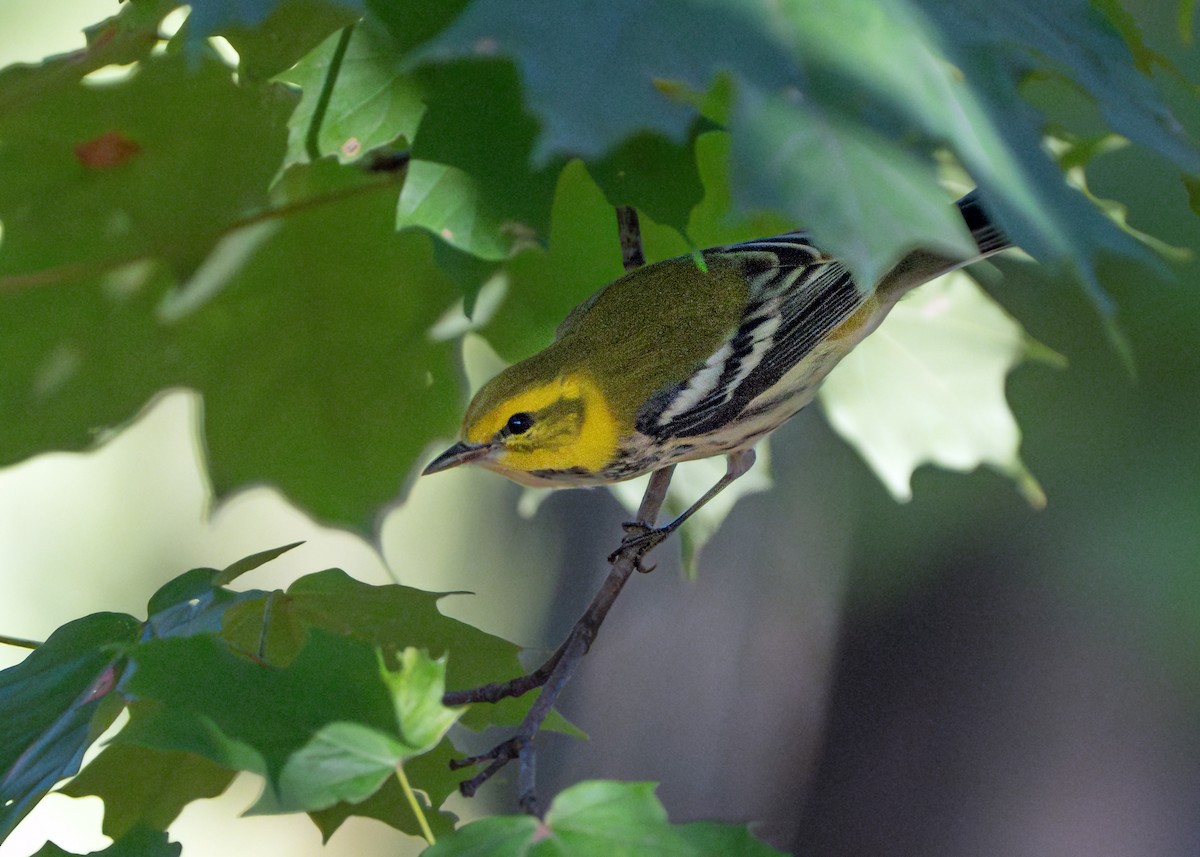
xmin=636 ymin=233 xmax=864 ymax=439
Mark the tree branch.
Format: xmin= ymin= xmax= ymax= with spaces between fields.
xmin=444 ymin=203 xmax=662 ymax=814
xmin=447 ymin=466 xmax=675 ymax=814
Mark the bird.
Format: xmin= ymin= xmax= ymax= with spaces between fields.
xmin=423 ymin=191 xmax=1009 ymax=551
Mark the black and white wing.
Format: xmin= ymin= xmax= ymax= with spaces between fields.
xmin=635 ymin=232 xmax=867 ymax=441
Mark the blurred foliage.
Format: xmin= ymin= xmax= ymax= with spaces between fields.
xmin=0 ymin=0 xmax=1198 ymax=852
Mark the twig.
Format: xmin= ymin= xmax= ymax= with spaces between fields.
xmin=445 ymin=203 xmax=658 ymax=814
xmin=616 ymin=206 xmax=646 ymax=272
xmin=447 ymin=467 xmax=675 ymax=813
xmin=0 ymin=633 xmax=42 ymax=650
xmin=305 ymin=22 xmax=357 ymax=162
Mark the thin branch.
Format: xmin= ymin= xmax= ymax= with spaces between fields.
xmin=306 ymin=22 xmax=357 ymax=162
xmin=447 ymin=466 xmax=676 ymax=814
xmin=0 ymin=633 xmax=42 ymax=650
xmin=444 ymin=204 xmax=666 ymax=814
xmin=616 ymin=206 xmax=646 ymax=272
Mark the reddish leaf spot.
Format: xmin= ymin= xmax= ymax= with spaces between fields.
xmin=84 ymin=664 xmax=119 ymax=702
xmin=89 ymin=24 xmax=118 ymax=50
xmin=341 ymin=137 xmax=362 ymax=157
xmin=75 ymin=130 xmax=141 ymax=169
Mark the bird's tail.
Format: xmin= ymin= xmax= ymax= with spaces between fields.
xmin=874 ymin=190 xmax=1010 ymax=300
xmin=955 ymin=189 xmax=1010 ymax=256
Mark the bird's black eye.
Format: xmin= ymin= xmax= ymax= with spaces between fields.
xmin=505 ymin=412 xmax=534 ymax=435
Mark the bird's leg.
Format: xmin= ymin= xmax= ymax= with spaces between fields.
xmin=614 ymin=448 xmax=757 ymax=569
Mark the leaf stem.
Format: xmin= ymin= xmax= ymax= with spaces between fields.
xmin=396 ymin=763 xmax=436 ymax=845
xmin=0 ymin=633 xmax=42 ymax=650
xmin=306 ymin=22 xmax=357 ymax=162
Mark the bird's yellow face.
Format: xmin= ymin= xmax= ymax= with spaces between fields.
xmin=423 ymin=371 xmax=622 ymax=486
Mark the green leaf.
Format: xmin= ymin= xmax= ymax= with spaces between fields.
xmin=61 ymin=744 xmax=235 ymax=839
xmin=271 ymin=649 xmax=462 ymax=812
xmin=221 ymin=568 xmax=551 ymax=732
xmin=733 ymin=85 xmax=974 ymax=286
xmin=274 ymin=721 xmax=413 ymax=811
xmin=483 ymin=160 xmax=626 ymax=362
xmin=307 ymin=737 xmax=459 ymax=841
xmin=216 ymin=541 xmax=305 ymax=586
xmin=422 ymin=780 xmax=786 ymax=856
xmin=0 ymin=613 xmax=140 ymax=840
xmin=32 ymin=827 xmax=181 ymax=857
xmin=279 ymin=16 xmax=425 ymax=164
xmin=176 ymin=162 xmax=463 ymax=526
xmin=0 ymin=52 xmax=295 ymax=280
xmin=410 ymin=0 xmax=793 ymax=163
xmin=216 ymin=0 xmax=365 ymax=81
xmin=411 ymin=59 xmax=561 ymax=239
xmin=0 ymin=159 xmax=463 ymax=530
xmin=0 ymin=1 xmax=172 ymax=122
xmin=396 ymin=161 xmax=513 ymax=259
xmin=819 ymin=271 xmax=1056 ymax=505
xmin=384 ymin=649 xmax=463 ymax=753
xmin=119 ymin=630 xmax=395 ymax=780
xmin=587 ymin=128 xmax=708 ymax=239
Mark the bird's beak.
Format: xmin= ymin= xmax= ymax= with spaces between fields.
xmin=422 ymin=441 xmax=493 ymax=476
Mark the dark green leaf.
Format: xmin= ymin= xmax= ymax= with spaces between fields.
xmin=223 ymin=568 xmax=544 ymax=731
xmin=119 ymin=630 xmax=395 ymax=779
xmin=268 ymin=649 xmax=461 ymax=811
xmin=733 ymin=87 xmax=972 ymax=285
xmin=588 ymin=128 xmax=708 ymax=238
xmin=143 ymin=569 xmax=263 ymax=640
xmin=410 ymin=0 xmax=794 ymax=162
xmin=61 ymin=744 xmax=234 ymax=839
xmin=483 ymin=160 xmax=625 ymax=362
xmin=217 ymin=0 xmax=365 ymax=80
xmin=0 ymin=53 xmax=295 ymax=279
xmin=364 ymin=0 xmax=474 ymax=54
xmin=411 ymin=60 xmax=560 ymax=238
xmin=216 ymin=542 xmax=304 ymax=586
xmin=914 ymin=0 xmax=1200 ymax=174
xmin=0 ymin=614 xmax=140 ymax=840
xmin=0 ymin=159 xmax=462 ymax=529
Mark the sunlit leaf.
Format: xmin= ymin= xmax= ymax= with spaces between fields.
xmin=422 ymin=780 xmax=786 ymax=856
xmin=819 ymin=271 xmax=1056 ymax=505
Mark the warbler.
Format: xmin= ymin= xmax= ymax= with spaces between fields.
xmin=424 ymin=192 xmax=1009 ymax=546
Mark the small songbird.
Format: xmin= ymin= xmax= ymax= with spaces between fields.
xmin=424 ymin=192 xmax=1009 ymax=546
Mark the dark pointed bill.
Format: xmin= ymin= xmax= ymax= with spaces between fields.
xmin=422 ymin=441 xmax=492 ymax=476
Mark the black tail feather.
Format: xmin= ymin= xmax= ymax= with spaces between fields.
xmin=956 ymin=189 xmax=1010 ymax=256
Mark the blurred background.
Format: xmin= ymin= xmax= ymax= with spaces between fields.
xmin=2 ymin=2 xmax=1199 ymax=856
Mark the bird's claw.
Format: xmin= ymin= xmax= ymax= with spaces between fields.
xmin=608 ymin=521 xmax=667 ymax=572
